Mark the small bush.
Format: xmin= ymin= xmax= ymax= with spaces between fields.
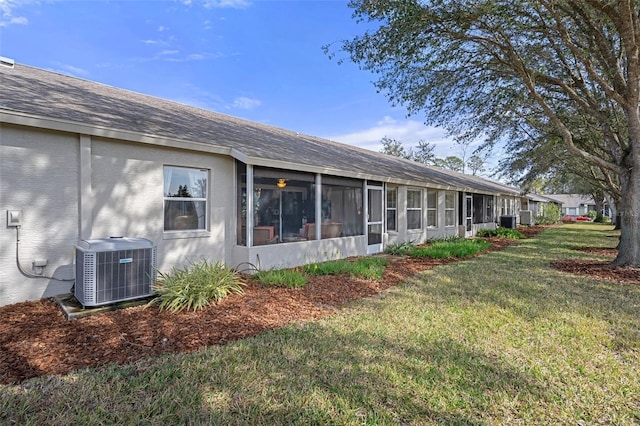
xmin=385 ymin=241 xmax=416 ymax=256
xmin=255 ymin=269 xmax=307 ymax=288
xmin=535 ymin=203 xmax=561 ymax=224
xmin=151 ymin=260 xmax=245 ymax=312
xmin=477 ymin=227 xmax=525 ymax=239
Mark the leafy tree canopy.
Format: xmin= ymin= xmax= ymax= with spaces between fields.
xmin=334 ymin=0 xmax=640 ymax=266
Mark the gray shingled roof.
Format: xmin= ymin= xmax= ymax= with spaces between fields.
xmin=526 ymin=193 xmax=563 ymax=204
xmin=0 ymin=63 xmax=520 ymax=195
xmin=544 ymin=194 xmax=596 ymax=207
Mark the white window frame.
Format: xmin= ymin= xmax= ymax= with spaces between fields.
xmin=386 ymin=187 xmax=397 ymax=232
xmin=163 ymin=166 xmax=208 ymax=233
xmin=407 ymin=188 xmax=423 ymax=230
xmin=445 ymin=191 xmax=456 ymax=227
xmin=426 ymin=189 xmax=437 ymax=227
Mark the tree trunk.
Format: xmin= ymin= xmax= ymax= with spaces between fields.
xmin=612 ymin=166 xmax=640 ymax=267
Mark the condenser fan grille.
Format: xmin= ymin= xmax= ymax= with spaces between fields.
xmin=75 ymin=238 xmax=157 ymax=307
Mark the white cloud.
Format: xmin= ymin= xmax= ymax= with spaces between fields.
xmin=326 ymin=117 xmax=457 ymax=157
xmin=186 ymin=53 xmax=205 ymax=61
xmin=0 ymin=0 xmax=29 ymax=27
xmin=158 ymin=25 xmax=167 ymax=32
xmin=159 ymin=49 xmax=180 ymax=56
xmin=230 ymin=96 xmax=261 ymax=110
xmin=170 ymin=83 xmax=226 ymax=111
xmin=49 ymin=62 xmax=89 ymax=77
xmin=203 ymin=0 xmax=250 ymax=9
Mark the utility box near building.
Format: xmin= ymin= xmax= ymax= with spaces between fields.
xmin=500 ymin=215 xmax=517 ymax=229
xmin=75 ymin=237 xmax=157 ymax=307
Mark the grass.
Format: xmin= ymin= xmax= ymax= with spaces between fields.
xmin=2 ymin=223 xmax=639 ymax=425
xmin=254 ymin=268 xmax=308 ymax=288
xmin=387 ymin=238 xmax=490 ymax=259
xmin=253 ymin=258 xmax=388 ymax=287
xmin=410 ymin=238 xmax=490 ymax=259
xmin=304 ymin=257 xmax=387 ymax=280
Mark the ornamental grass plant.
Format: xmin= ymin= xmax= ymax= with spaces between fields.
xmin=150 ymin=259 xmax=245 ymax=312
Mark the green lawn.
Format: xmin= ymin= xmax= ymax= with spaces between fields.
xmin=2 ymin=223 xmax=638 ymax=425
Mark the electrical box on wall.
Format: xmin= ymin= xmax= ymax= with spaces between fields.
xmin=6 ymin=210 xmax=23 ymax=227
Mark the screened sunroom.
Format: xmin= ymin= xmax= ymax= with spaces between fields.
xmin=235 ymin=162 xmax=368 ymax=247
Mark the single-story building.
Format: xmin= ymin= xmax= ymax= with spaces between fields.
xmin=524 ymin=193 xmax=563 ymax=219
xmin=545 ymin=194 xmax=609 ymax=217
xmin=0 ymin=60 xmax=523 ymax=307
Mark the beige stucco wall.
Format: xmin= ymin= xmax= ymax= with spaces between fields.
xmin=89 ymin=138 xmax=234 ymax=273
xmin=0 ymin=125 xmax=236 ymax=307
xmin=0 ymin=125 xmax=79 ymax=305
xmin=0 ymin=122 xmax=513 ymax=308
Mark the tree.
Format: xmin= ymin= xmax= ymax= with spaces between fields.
xmin=379 ymin=136 xmax=438 ymax=165
xmin=380 ymin=136 xmax=410 ymax=158
xmin=412 ymin=140 xmax=437 ymax=165
xmin=335 ymin=0 xmax=640 ymax=266
xmin=467 ymin=155 xmax=486 ymax=176
xmin=432 ymin=156 xmax=465 ymax=173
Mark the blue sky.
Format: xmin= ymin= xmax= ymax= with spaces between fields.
xmin=0 ymin=0 xmax=484 ymax=160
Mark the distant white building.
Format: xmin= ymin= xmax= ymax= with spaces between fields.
xmin=545 ymin=194 xmax=609 ymax=217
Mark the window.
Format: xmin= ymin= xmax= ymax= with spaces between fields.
xmin=445 ymin=192 xmax=456 ymax=226
xmin=485 ymin=196 xmax=494 ymax=222
xmin=164 ymin=166 xmax=208 ymax=231
xmin=253 ymin=167 xmax=316 ymax=245
xmin=472 ymin=194 xmax=494 ymax=224
xmin=386 ymin=188 xmax=397 ymax=231
xmin=236 ymin=164 xmax=365 ymax=245
xmin=321 ymin=176 xmax=364 ymax=238
xmin=501 ymin=198 xmax=514 ymax=216
xmin=407 ymin=189 xmax=422 ymax=230
xmin=426 ymin=190 xmax=437 ymax=227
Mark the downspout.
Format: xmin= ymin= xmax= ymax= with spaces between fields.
xmin=315 ymin=174 xmax=322 ymax=240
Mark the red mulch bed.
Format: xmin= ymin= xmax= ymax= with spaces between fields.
xmin=551 ymin=246 xmax=640 ymax=286
xmin=0 ymin=225 xmax=551 ymax=385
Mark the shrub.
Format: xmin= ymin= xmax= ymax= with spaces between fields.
xmin=151 ymin=260 xmax=245 ymax=312
xmin=255 ymin=269 xmax=307 ymax=288
xmin=535 ymin=203 xmax=561 ymax=225
xmin=477 ymin=227 xmax=525 ymax=239
xmin=385 ymin=240 xmax=416 ymax=256
xmin=587 ymin=210 xmax=598 ymax=219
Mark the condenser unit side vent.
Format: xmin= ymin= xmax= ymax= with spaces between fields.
xmin=75 ymin=237 xmax=156 ymax=307
xmin=520 ymin=210 xmax=533 ymax=226
xmin=75 ymin=251 xmax=97 ymax=306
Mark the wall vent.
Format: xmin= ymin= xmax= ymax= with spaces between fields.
xmin=0 ymin=57 xmax=15 ymax=68
xmin=75 ymin=237 xmax=157 ymax=307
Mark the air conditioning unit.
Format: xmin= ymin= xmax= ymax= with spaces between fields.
xmin=499 ymin=215 xmax=518 ymax=229
xmin=520 ymin=210 xmax=533 ymax=226
xmin=75 ymin=237 xmax=157 ymax=307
